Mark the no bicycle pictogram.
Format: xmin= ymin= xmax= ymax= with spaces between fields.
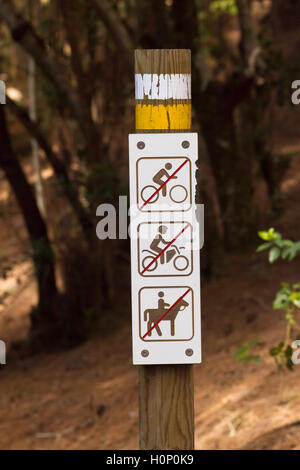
xmin=136 ymin=156 xmax=192 ymax=211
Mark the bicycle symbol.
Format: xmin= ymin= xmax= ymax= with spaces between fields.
xmin=141 ymin=184 xmax=188 ymax=204
xmin=140 ymin=162 xmax=188 ymax=204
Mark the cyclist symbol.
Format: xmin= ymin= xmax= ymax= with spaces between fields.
xmin=141 ymin=162 xmax=188 ymax=204
xmin=142 ymin=225 xmax=189 ymax=272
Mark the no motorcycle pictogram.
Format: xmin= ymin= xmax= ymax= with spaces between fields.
xmin=138 ymin=221 xmax=193 ymax=277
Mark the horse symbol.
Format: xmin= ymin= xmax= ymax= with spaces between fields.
xmin=143 ymin=294 xmax=189 ymax=337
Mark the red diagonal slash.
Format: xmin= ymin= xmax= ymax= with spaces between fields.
xmin=141 ymin=223 xmax=190 ymax=274
xmin=142 ymin=288 xmax=191 ymax=339
xmin=141 ymin=158 xmax=188 ymax=209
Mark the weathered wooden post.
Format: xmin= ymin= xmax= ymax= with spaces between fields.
xmin=130 ymin=49 xmax=199 ymax=450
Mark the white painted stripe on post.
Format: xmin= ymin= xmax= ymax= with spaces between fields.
xmin=135 ymin=74 xmax=191 ymax=100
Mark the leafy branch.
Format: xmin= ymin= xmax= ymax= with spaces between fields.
xmin=258 ymin=229 xmax=300 ymax=371
xmin=234 ymin=229 xmax=300 ymax=371
xmin=257 ymin=227 xmax=300 ymax=262
xmin=234 ymin=338 xmax=261 ymax=364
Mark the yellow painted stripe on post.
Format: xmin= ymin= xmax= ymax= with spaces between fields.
xmin=136 ymin=103 xmax=191 ymax=130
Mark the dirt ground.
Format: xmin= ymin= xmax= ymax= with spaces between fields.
xmin=0 ymin=144 xmax=300 ymax=450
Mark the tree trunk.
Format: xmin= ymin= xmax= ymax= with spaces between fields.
xmin=0 ymin=105 xmax=58 ymax=326
xmin=171 ymin=0 xmax=257 ymax=248
xmin=28 ymin=56 xmax=45 ymax=217
xmin=236 ymin=0 xmax=257 ymax=67
xmin=60 ymin=0 xmax=102 ymax=164
xmin=27 ymin=0 xmax=45 ymax=217
xmin=195 ymin=81 xmax=256 ymax=249
xmin=135 ymin=0 xmax=171 ymax=48
xmin=0 ymin=0 xmax=85 ymax=130
xmin=6 ymin=96 xmax=96 ymax=247
xmin=91 ymin=0 xmax=134 ymax=74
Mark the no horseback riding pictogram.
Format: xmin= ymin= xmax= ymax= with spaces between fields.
xmin=139 ymin=287 xmax=194 ymax=342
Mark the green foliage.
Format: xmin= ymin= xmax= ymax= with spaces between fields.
xmin=210 ymin=0 xmax=237 ymax=14
xmin=256 ymin=229 xmax=300 ymax=371
xmin=273 ymin=283 xmax=300 ymax=311
xmin=257 ymin=228 xmax=300 ymax=262
xmin=234 ymin=339 xmax=261 ymax=364
xmin=237 ymin=229 xmax=300 ymax=372
xmin=269 ymin=339 xmax=300 ymax=372
xmin=196 ymin=0 xmax=237 ymax=60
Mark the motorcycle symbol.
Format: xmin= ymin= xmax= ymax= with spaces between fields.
xmin=141 ymin=245 xmax=189 ymax=272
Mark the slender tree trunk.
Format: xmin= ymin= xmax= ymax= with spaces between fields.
xmin=27 ymin=0 xmax=45 ymax=217
xmin=171 ymin=0 xmax=257 ymax=248
xmin=6 ymin=96 xmax=95 ymax=247
xmin=28 ymin=56 xmax=45 ymax=217
xmin=0 ymin=0 xmax=91 ymax=145
xmin=135 ymin=0 xmax=171 ymax=48
xmin=195 ymin=81 xmax=256 ymax=248
xmin=91 ymin=0 xmax=134 ymax=74
xmin=60 ymin=0 xmax=102 ymax=164
xmin=0 ymin=105 xmax=58 ymax=324
xmin=236 ymin=0 xmax=288 ymax=214
xmin=236 ymin=0 xmax=257 ymax=67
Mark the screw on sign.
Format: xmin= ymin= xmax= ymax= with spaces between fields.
xmin=137 ymin=141 xmax=145 ymax=150
xmin=129 ymin=49 xmax=201 ymax=450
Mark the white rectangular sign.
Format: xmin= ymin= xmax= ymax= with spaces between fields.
xmin=129 ymin=133 xmax=201 ymax=365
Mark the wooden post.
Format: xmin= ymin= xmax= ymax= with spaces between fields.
xmin=135 ymin=49 xmax=194 ymax=450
